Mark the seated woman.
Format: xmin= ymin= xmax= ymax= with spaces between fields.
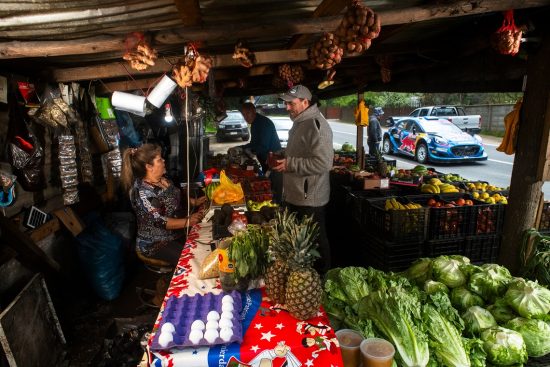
xmin=121 ymin=144 xmax=207 ymax=266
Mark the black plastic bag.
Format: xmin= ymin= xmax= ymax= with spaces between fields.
xmin=75 ymin=211 xmax=125 ymax=301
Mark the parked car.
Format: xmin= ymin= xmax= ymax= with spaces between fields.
xmin=271 ymin=116 xmax=293 ymax=148
xmin=216 ymin=111 xmax=249 ymax=142
xmin=382 ymin=117 xmax=488 ymax=164
xmin=387 ymin=106 xmax=481 ymax=134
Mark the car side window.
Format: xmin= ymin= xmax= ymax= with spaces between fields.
xmin=410 ymin=109 xmax=420 ymax=117
xmin=419 ymin=109 xmax=429 ymax=117
xmin=396 ymin=121 xmax=407 ymax=130
xmin=404 ymin=120 xmax=414 ymax=131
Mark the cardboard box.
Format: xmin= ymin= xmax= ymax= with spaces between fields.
xmin=362 ymin=178 xmax=389 ymax=190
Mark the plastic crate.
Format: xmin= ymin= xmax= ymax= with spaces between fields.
xmin=464 ymin=234 xmax=501 ymax=264
xmin=362 ymin=233 xmax=424 ymax=272
xmin=425 ymin=238 xmax=465 ymax=257
xmin=364 ymin=198 xmax=428 ymax=242
xmin=346 ymin=190 xmax=400 ymax=227
xmin=364 ymin=156 xmax=397 ymax=170
xmin=428 ymin=201 xmax=472 ymax=240
xmin=469 ymin=201 xmax=505 ymax=236
xmin=245 ymin=177 xmax=271 ymax=193
xmin=246 ymin=191 xmax=273 ymax=202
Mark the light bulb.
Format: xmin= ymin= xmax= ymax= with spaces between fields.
xmin=164 ymin=103 xmax=174 ymax=123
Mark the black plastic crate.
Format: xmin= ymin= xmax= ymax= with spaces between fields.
xmin=364 ymin=155 xmax=397 ymax=170
xmin=364 ymin=198 xmax=428 ymax=242
xmin=429 ymin=202 xmax=472 ymax=240
xmin=362 ymin=234 xmax=424 ymax=272
xmin=464 ymin=234 xmax=501 ymax=264
xmin=469 ymin=201 xmax=505 ymax=236
xmin=425 ymin=238 xmax=465 ymax=257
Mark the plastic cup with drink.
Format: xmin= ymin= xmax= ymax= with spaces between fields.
xmin=335 ymin=329 xmax=364 ymax=367
xmin=360 ymin=338 xmax=395 ymax=367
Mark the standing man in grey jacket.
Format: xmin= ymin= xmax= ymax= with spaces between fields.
xmin=272 ymin=85 xmax=334 ymax=273
xmin=367 ymin=107 xmax=384 ymax=155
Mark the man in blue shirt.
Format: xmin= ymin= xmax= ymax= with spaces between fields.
xmin=241 ymin=102 xmax=283 ymax=202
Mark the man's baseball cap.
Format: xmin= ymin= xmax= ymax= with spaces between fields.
xmin=374 ymin=107 xmax=385 ymax=116
xmin=279 ymin=85 xmax=312 ymax=102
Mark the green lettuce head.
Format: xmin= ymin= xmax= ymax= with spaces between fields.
xmin=481 ymin=327 xmax=528 ymax=366
xmin=432 ymin=256 xmax=466 ymax=288
xmin=468 ymin=263 xmax=512 ymax=302
xmin=504 ymin=278 xmax=550 ymax=319
xmin=505 ymin=317 xmax=550 ymax=357
xmin=450 ymin=287 xmax=485 ymax=311
xmin=424 ymin=280 xmax=448 ymax=295
xmin=462 ymin=306 xmax=497 ymax=336
xmin=405 ymin=258 xmax=432 ymax=285
xmin=487 ymin=298 xmax=517 ymax=324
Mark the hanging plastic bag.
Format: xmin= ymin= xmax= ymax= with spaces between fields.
xmin=211 ymin=170 xmax=245 ymax=205
xmin=0 ymin=171 xmax=17 ymax=207
xmin=491 ymin=10 xmax=523 ymax=56
xmin=8 ymin=124 xmax=46 ymax=192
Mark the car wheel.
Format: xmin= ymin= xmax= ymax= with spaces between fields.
xmin=382 ymin=136 xmax=393 ymax=154
xmin=415 ymin=143 xmax=428 ymax=164
xmin=242 ymin=135 xmax=249 ymax=141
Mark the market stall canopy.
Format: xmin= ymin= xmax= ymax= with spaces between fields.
xmin=1 ymin=0 xmax=550 ymax=97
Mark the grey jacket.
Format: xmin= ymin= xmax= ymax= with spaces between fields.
xmin=368 ymin=115 xmax=382 ymax=143
xmin=283 ymin=104 xmax=334 ymax=207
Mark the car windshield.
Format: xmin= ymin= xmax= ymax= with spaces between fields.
xmin=222 ymin=112 xmax=243 ymax=122
xmin=419 ymin=119 xmax=464 ymax=134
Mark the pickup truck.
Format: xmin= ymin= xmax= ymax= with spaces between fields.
xmin=387 ymin=106 xmax=481 ymax=134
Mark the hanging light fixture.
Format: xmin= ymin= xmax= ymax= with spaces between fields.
xmin=164 ymin=103 xmax=174 ymax=123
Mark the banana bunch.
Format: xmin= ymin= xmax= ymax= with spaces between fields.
xmin=421 ymin=178 xmax=459 ymax=194
xmin=384 ymin=198 xmax=422 ymax=211
xmin=247 ymin=199 xmax=278 ymax=211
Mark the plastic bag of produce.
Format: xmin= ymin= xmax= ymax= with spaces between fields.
xmin=212 ymin=170 xmax=244 ymax=205
xmin=199 ymin=249 xmax=220 ymax=279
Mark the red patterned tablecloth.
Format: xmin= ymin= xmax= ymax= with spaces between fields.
xmin=146 ymin=221 xmax=343 ymax=367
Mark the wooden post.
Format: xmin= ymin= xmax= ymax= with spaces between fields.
xmin=499 ymin=32 xmax=550 ymax=274
xmin=356 ymin=92 xmax=364 ymax=169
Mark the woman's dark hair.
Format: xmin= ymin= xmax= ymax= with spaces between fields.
xmin=121 ymin=143 xmax=161 ymax=192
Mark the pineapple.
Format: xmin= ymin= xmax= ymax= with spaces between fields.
xmin=284 ymin=215 xmax=322 ymax=320
xmin=376 ymin=151 xmax=388 ymax=178
xmin=264 ymin=209 xmax=296 ymax=304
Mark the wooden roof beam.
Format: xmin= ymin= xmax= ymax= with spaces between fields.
xmin=1 ymin=0 xmax=547 ymax=59
xmin=287 ymin=0 xmax=351 ymax=49
xmin=173 ymin=0 xmax=202 ymax=27
xmin=51 ymin=49 xmax=307 ymax=82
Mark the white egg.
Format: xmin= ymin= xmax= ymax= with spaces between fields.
xmin=222 ymin=295 xmax=234 ymax=305
xmin=160 ymin=322 xmax=175 ymax=334
xmin=158 ymin=332 xmax=173 ymax=347
xmin=191 ymin=319 xmax=205 ymax=331
xmin=204 ymin=328 xmax=219 ymax=343
xmin=207 ymin=310 xmax=220 ymax=321
xmin=188 ymin=329 xmax=203 ymax=345
xmin=219 ymin=318 xmax=233 ymax=329
xmin=220 ymin=327 xmax=233 ymax=342
xmin=206 ymin=320 xmax=219 ymax=330
xmin=220 ymin=311 xmax=233 ymax=320
xmin=221 ymin=302 xmax=234 ymax=313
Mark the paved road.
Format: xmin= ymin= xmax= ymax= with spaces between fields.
xmin=209 ymin=116 xmax=550 ymax=199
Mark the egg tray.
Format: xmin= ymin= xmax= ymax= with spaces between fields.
xmin=150 ymin=291 xmax=243 ymax=351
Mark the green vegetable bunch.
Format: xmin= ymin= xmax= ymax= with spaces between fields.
xmin=228 ymin=226 xmax=270 ymax=281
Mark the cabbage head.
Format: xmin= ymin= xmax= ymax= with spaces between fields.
xmin=505 ymin=317 xmax=550 ymax=357
xmin=487 ymin=298 xmax=517 ymax=324
xmin=468 ymin=263 xmax=512 ymax=302
xmin=424 ymin=280 xmax=448 ymax=295
xmin=460 ymin=263 xmax=482 ymax=278
xmin=504 ymin=278 xmax=550 ymax=319
xmin=406 ymin=258 xmax=432 ymax=285
xmin=450 ymin=287 xmax=484 ymax=311
xmin=481 ymin=326 xmax=528 ymax=366
xmin=462 ymin=306 xmax=497 ymax=336
xmin=432 ymin=256 xmax=466 ymax=288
